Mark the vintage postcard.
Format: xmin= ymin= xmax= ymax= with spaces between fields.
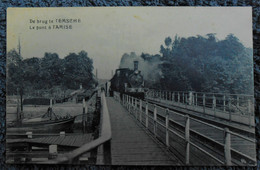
xmin=6 ymin=7 xmax=255 ymax=166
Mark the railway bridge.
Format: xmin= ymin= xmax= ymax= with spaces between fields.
xmin=53 ymin=88 xmax=256 ymax=166
xmin=7 ymin=89 xmax=256 ymax=166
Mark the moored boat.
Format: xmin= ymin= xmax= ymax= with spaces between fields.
xmin=7 ymin=107 xmax=76 ymax=133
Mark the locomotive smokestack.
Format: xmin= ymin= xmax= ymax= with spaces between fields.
xmin=134 ymin=61 xmax=139 ymax=71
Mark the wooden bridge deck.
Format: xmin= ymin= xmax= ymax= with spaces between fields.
xmin=106 ymin=97 xmax=179 ymax=165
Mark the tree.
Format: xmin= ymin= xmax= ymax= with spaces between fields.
xmin=40 ymin=53 xmax=64 ymax=89
xmin=157 ymin=33 xmax=253 ymax=94
xmin=6 ymin=49 xmax=23 ymax=95
xmin=164 ymin=37 xmax=172 ymax=47
xmin=64 ymin=51 xmax=95 ymax=89
xmin=7 ymin=49 xmax=22 ymax=66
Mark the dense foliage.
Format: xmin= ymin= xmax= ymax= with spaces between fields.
xmin=120 ymin=34 xmax=253 ymax=95
xmin=159 ymin=34 xmax=253 ymax=94
xmin=7 ymin=50 xmax=96 ymax=96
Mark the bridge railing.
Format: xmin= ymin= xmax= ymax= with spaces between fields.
xmin=45 ymin=89 xmax=112 ymax=164
xmin=120 ymin=94 xmax=256 ymax=166
xmin=145 ymin=89 xmax=254 ymax=127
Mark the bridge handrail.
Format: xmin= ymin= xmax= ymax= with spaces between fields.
xmin=152 ymin=103 xmax=256 ymax=162
xmin=146 ymin=88 xmax=254 ymax=97
xmin=146 ymin=89 xmax=254 ymax=127
xmin=46 ymin=89 xmax=112 ymax=164
xmin=122 ymin=94 xmax=256 ymax=165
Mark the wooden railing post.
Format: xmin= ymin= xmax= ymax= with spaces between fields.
xmin=16 ymin=90 xmax=20 ymax=122
xmin=139 ymin=100 xmax=142 ymax=122
xmin=185 ymin=115 xmax=190 ymax=165
xmin=165 ymin=109 xmax=169 ymax=147
xmin=60 ymin=131 xmax=65 ymax=137
xmin=49 ymin=98 xmax=53 ymax=119
xmin=127 ymin=95 xmax=129 ymax=110
xmin=189 ymin=91 xmax=193 ymax=105
xmin=153 ymin=104 xmax=157 ymax=137
xmin=195 ymin=93 xmax=197 ymax=106
xmin=131 ymin=96 xmax=134 ymax=112
xmin=178 ymin=92 xmax=180 ymax=103
xmin=236 ymin=96 xmax=239 ymax=107
xmin=26 ymin=132 xmax=32 ymax=139
xmin=48 ymin=145 xmax=58 ymax=160
xmin=123 ymin=94 xmax=125 ymax=106
xmin=172 ymin=92 xmax=175 ymax=102
xmin=213 ymin=95 xmax=216 ymax=116
xmin=203 ymin=94 xmax=206 ymax=113
xmin=248 ymin=99 xmax=252 ymax=127
xmin=192 ymin=93 xmax=195 ymax=106
xmin=223 ymin=95 xmax=226 ymax=112
xmin=82 ymin=98 xmax=86 ymax=133
xmin=162 ymin=91 xmax=165 ymax=100
xmin=212 ymin=95 xmax=216 ymax=109
xmin=228 ymin=97 xmax=231 ymax=121
xmin=135 ymin=98 xmax=138 ymax=119
xmin=185 ymin=94 xmax=188 ymax=107
xmin=145 ymin=102 xmax=148 ymax=128
xmin=50 ymin=98 xmax=53 ymax=108
xmin=224 ymin=128 xmax=231 ymax=166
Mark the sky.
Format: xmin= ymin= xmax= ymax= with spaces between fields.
xmin=7 ymin=7 xmax=252 ymax=79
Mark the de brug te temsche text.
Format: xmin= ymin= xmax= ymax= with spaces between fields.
xmin=29 ymin=18 xmax=81 ymax=30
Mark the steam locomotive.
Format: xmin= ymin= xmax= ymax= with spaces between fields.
xmin=109 ymin=61 xmax=145 ymax=99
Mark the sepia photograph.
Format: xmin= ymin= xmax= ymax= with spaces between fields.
xmin=6 ymin=7 xmax=255 ymax=166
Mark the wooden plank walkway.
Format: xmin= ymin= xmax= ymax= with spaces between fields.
xmin=7 ymin=134 xmax=93 ymax=148
xmin=106 ymin=97 xmax=179 ymax=165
